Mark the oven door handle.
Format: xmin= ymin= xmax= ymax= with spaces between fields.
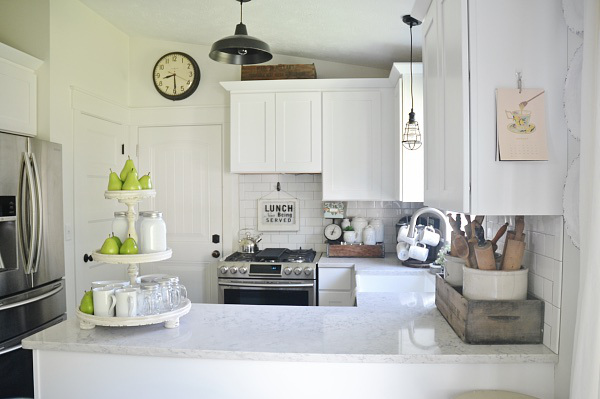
xmin=218 ymin=282 xmax=314 ymax=288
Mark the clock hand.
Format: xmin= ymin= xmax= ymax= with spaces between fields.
xmin=173 ymin=74 xmax=176 ymax=93
xmin=163 ymin=74 xmax=175 ymax=79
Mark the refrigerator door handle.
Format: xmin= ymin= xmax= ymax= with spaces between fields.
xmin=0 ymin=344 xmax=23 ymax=356
xmin=30 ymin=153 xmax=43 ymax=274
xmin=17 ymin=151 xmax=38 ymax=275
xmin=0 ymin=282 xmax=63 ymax=312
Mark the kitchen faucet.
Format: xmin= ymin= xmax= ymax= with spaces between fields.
xmin=407 ymin=206 xmax=449 ymax=243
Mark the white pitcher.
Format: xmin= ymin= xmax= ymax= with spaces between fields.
xmin=351 ymin=217 xmax=368 ymax=244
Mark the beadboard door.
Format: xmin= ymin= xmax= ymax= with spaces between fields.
xmin=138 ymin=125 xmax=222 ymax=303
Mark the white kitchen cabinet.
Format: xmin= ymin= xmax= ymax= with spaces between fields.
xmin=229 ymin=91 xmax=321 ymax=173
xmin=416 ymin=0 xmax=567 ymax=215
xmin=0 ymin=43 xmax=42 ymax=136
xmin=318 ymin=266 xmax=355 ymax=307
xmin=322 ymin=90 xmax=395 ymax=201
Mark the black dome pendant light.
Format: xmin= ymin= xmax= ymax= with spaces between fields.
xmin=209 ymin=0 xmax=273 ymax=65
xmin=402 ymin=15 xmax=422 ymax=151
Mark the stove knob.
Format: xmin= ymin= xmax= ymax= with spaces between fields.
xmin=229 ymin=267 xmax=238 ymax=274
xmin=284 ymin=267 xmax=293 ymax=275
xmin=303 ymin=267 xmax=313 ymax=275
xmin=219 ymin=266 xmax=229 ymax=274
xmin=239 ymin=266 xmax=248 ymax=274
xmin=293 ymin=267 xmax=303 ymax=275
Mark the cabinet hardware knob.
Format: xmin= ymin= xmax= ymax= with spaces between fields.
xmin=83 ymin=254 xmax=93 ymax=263
xmin=212 ymin=250 xmax=220 ymax=259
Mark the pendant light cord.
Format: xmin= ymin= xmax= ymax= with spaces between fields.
xmin=240 ymin=1 xmax=243 ymax=23
xmin=410 ymin=24 xmax=414 ymax=112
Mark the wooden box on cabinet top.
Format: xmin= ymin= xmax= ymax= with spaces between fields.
xmin=435 ymin=274 xmax=543 ymax=344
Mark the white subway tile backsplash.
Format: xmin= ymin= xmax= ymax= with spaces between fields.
xmin=500 ymin=215 xmax=564 ymax=354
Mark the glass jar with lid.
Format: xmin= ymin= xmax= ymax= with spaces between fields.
xmin=138 ymin=211 xmax=167 ymax=253
xmin=112 ymin=211 xmax=129 ymax=243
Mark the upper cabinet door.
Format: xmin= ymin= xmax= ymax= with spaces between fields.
xmin=275 ymin=92 xmax=321 ymax=173
xmin=230 ymin=93 xmax=276 ymax=173
xmin=322 ymin=91 xmax=383 ymax=200
xmin=0 ymin=58 xmax=37 ymax=136
xmin=422 ymin=4 xmax=442 ymax=208
xmin=422 ymin=0 xmax=470 ymax=212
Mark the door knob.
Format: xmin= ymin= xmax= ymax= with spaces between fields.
xmin=83 ymin=253 xmax=93 ymax=263
xmin=212 ymin=250 xmax=220 ymax=259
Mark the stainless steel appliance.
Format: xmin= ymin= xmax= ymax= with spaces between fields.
xmin=218 ymin=248 xmax=319 ymax=306
xmin=0 ymin=132 xmax=66 ymax=398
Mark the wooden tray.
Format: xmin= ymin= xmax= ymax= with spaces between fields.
xmin=435 ymin=274 xmax=544 ymax=344
xmin=326 ymin=243 xmax=385 ymax=258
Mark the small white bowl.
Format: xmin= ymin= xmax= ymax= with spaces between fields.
xmin=462 ymin=266 xmax=528 ymax=300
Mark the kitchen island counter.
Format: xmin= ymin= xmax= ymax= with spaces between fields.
xmin=23 ymin=292 xmax=556 ymax=365
xmin=23 ymin=256 xmax=556 ymax=398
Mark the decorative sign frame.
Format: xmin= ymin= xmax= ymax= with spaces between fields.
xmin=323 ymin=202 xmax=346 ymax=219
xmin=257 ymin=199 xmax=300 ymax=231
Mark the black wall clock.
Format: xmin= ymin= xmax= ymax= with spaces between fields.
xmin=153 ymin=52 xmax=200 ymax=101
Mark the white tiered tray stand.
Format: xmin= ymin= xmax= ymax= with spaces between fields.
xmin=77 ymin=299 xmax=191 ymax=330
xmin=79 ymin=189 xmax=189 ymax=329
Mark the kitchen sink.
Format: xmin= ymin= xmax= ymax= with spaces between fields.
xmin=355 ymin=272 xmax=436 ymax=293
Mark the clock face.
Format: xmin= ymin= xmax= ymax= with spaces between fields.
xmin=153 ymin=52 xmax=200 ymax=101
xmin=324 ymin=223 xmax=343 ymax=241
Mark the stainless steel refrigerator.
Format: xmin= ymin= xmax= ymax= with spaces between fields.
xmin=0 ymin=132 xmax=66 ymax=398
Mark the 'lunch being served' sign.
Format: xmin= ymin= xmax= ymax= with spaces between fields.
xmin=257 ymin=199 xmax=300 ymax=231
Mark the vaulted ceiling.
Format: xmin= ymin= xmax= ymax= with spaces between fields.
xmin=78 ymin=0 xmax=422 ymax=70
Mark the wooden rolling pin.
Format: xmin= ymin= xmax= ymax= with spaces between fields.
xmin=501 ymin=216 xmax=526 ymax=270
xmin=474 ymin=224 xmax=496 ymax=270
xmin=491 ymin=222 xmax=509 ymax=252
xmin=467 ymin=221 xmax=480 ymax=269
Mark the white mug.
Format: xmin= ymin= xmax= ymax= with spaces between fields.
xmin=420 ymin=226 xmax=441 ymax=247
xmin=115 ymin=288 xmax=138 ymax=317
xmin=408 ymin=243 xmax=429 ymax=262
xmin=92 ymin=286 xmax=117 ymax=317
xmin=396 ymin=242 xmax=410 ymax=261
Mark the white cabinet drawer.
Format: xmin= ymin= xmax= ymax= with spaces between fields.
xmin=319 ymin=291 xmax=354 ymax=307
xmin=318 ymin=267 xmax=352 ymax=291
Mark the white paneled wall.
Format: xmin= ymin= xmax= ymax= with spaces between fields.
xmin=238 ymin=174 xmax=423 ymax=252
xmin=486 ymin=215 xmax=564 ymax=353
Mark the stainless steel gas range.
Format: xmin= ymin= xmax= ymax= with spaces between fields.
xmin=218 ymin=248 xmax=320 ymax=306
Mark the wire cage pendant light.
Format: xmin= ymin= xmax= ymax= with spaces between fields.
xmin=209 ymin=0 xmax=272 ymax=65
xmin=402 ymin=15 xmax=422 ymax=151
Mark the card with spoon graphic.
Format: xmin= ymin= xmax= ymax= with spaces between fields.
xmin=496 ymin=88 xmax=548 ymax=161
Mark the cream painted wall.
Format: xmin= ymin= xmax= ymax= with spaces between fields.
xmin=0 ymin=0 xmax=51 ymax=139
xmin=128 ymin=37 xmax=389 ymax=108
xmin=49 ymin=0 xmax=130 ymax=313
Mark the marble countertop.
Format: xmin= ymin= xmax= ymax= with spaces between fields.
xmin=23 ymin=255 xmax=557 ymax=364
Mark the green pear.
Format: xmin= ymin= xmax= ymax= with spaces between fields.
xmin=107 ymin=168 xmax=123 ymax=191
xmin=100 ymin=234 xmax=119 ymax=254
xmin=120 ymin=156 xmax=136 ymax=181
xmin=120 ymin=236 xmax=139 ymax=255
xmin=139 ymin=173 xmax=153 ymax=190
xmin=110 ymin=233 xmax=122 ymax=249
xmin=79 ymin=291 xmax=94 ymax=314
xmin=122 ymin=168 xmax=142 ymax=190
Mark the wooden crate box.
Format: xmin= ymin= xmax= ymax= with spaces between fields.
xmin=241 ymin=64 xmax=317 ymax=80
xmin=435 ymin=274 xmax=544 ymax=344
